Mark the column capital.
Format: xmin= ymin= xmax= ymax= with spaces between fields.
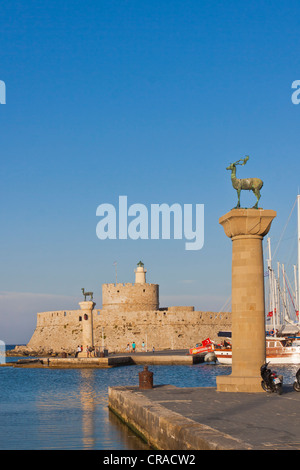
xmin=79 ymin=301 xmax=96 ymax=310
xmin=219 ymin=208 xmax=276 ymax=240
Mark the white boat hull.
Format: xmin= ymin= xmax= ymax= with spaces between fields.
xmin=265 ymin=354 xmax=300 ymax=365
xmin=215 ymin=351 xmax=300 ymax=365
xmin=214 ymin=337 xmax=300 ymax=365
xmin=214 ymin=351 xmax=232 ymax=365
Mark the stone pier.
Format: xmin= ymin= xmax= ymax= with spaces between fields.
xmin=216 ymin=208 xmax=276 ymax=392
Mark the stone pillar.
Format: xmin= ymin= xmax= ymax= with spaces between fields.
xmin=78 ymin=301 xmax=95 ymax=357
xmin=216 ymin=209 xmax=276 ymax=392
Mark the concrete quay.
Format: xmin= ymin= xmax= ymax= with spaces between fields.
xmin=108 ymin=384 xmax=300 ymax=450
xmin=8 ymin=356 xmax=133 ymax=368
xmin=6 ymin=349 xmax=204 ymax=368
xmin=114 ymin=351 xmax=204 ymax=366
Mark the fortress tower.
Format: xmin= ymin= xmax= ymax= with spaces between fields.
xmin=102 ymin=261 xmax=159 ymax=312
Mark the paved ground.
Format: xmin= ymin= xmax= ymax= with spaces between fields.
xmin=137 ymin=384 xmax=300 ymax=450
xmin=110 ymin=349 xmax=190 ymax=357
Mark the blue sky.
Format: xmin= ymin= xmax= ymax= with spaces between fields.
xmin=1 ymin=0 xmax=300 ymax=343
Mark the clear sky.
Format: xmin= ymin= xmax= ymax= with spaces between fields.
xmin=1 ymin=0 xmax=300 ymax=343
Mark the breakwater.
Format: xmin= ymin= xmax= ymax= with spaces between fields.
xmin=109 ymin=380 xmax=300 ymax=450
xmin=4 ymin=350 xmax=205 ymax=368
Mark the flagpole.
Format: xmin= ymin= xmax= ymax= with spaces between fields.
xmin=267 ymin=237 xmax=276 ymax=334
xmin=113 ymin=262 xmax=117 ymax=285
xmin=298 ymin=194 xmax=300 ymax=323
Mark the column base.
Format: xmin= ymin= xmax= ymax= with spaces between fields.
xmin=216 ymin=375 xmax=264 ymax=393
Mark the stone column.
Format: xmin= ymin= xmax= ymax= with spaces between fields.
xmin=216 ymin=208 xmax=276 ymax=392
xmin=78 ymin=301 xmax=95 ymax=357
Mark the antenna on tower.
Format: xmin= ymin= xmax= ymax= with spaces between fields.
xmin=113 ymin=261 xmax=117 ymax=284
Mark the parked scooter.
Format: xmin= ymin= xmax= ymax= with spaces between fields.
xmin=260 ymin=362 xmax=283 ymax=394
xmin=293 ymin=368 xmax=300 ymax=392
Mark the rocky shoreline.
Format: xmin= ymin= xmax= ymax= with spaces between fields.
xmin=7 ymin=345 xmax=78 ymax=358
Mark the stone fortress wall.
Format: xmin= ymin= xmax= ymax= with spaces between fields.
xmin=27 ymin=307 xmax=231 ymax=353
xmin=26 ymin=261 xmax=231 ymax=354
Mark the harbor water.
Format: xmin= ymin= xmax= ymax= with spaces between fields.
xmin=0 ymin=352 xmax=299 ymax=450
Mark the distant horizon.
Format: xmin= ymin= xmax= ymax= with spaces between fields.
xmin=1 ymin=0 xmax=300 ymax=344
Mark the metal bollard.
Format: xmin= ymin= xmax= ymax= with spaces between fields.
xmin=139 ymin=365 xmax=153 ymax=389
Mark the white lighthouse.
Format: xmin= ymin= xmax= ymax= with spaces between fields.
xmin=134 ymin=261 xmax=147 ymax=284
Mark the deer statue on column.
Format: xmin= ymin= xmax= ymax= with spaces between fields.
xmin=226 ymin=156 xmax=263 ymax=209
xmin=81 ymin=288 xmax=94 ymax=301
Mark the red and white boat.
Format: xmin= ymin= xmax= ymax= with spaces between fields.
xmin=214 ymin=337 xmax=300 ymax=365
xmin=189 ymin=338 xmax=214 ymax=356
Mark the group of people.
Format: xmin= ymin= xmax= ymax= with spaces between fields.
xmin=75 ymin=345 xmax=83 ymax=357
xmin=126 ymin=342 xmax=155 ymax=354
xmin=75 ymin=345 xmax=102 ymax=357
xmin=75 ymin=342 xmax=157 ymax=356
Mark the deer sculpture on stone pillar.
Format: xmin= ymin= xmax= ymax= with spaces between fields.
xmin=81 ymin=288 xmax=94 ymax=301
xmin=226 ymin=156 xmax=263 ymax=209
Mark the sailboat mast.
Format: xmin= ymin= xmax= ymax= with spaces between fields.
xmin=298 ymin=194 xmax=300 ymax=323
xmin=277 ymin=262 xmax=281 ymax=326
xmin=267 ymin=237 xmax=276 ymax=333
xmin=282 ymin=263 xmax=288 ymax=321
xmin=294 ymin=264 xmax=298 ymax=320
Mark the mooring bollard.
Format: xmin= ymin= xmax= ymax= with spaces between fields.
xmin=139 ymin=365 xmax=153 ymax=389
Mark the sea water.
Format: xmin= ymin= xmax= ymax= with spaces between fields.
xmin=0 ymin=354 xmax=298 ymax=450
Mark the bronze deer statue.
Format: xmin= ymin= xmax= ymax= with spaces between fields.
xmin=81 ymin=288 xmax=93 ymax=301
xmin=226 ymin=156 xmax=263 ymax=209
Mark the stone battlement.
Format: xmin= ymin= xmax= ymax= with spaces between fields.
xmin=103 ymin=283 xmax=157 ymax=287
xmin=102 ymin=282 xmax=159 ymax=311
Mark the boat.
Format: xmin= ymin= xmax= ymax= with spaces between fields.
xmin=213 ymin=346 xmax=232 ymax=365
xmin=214 ymin=336 xmax=300 ymax=365
xmin=189 ymin=338 xmax=213 ymax=355
xmin=265 ymin=195 xmax=300 ymax=338
xmin=211 ymin=336 xmax=233 ymax=365
xmin=189 ymin=338 xmax=217 ymax=362
xmin=265 ymin=336 xmax=300 ymax=364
